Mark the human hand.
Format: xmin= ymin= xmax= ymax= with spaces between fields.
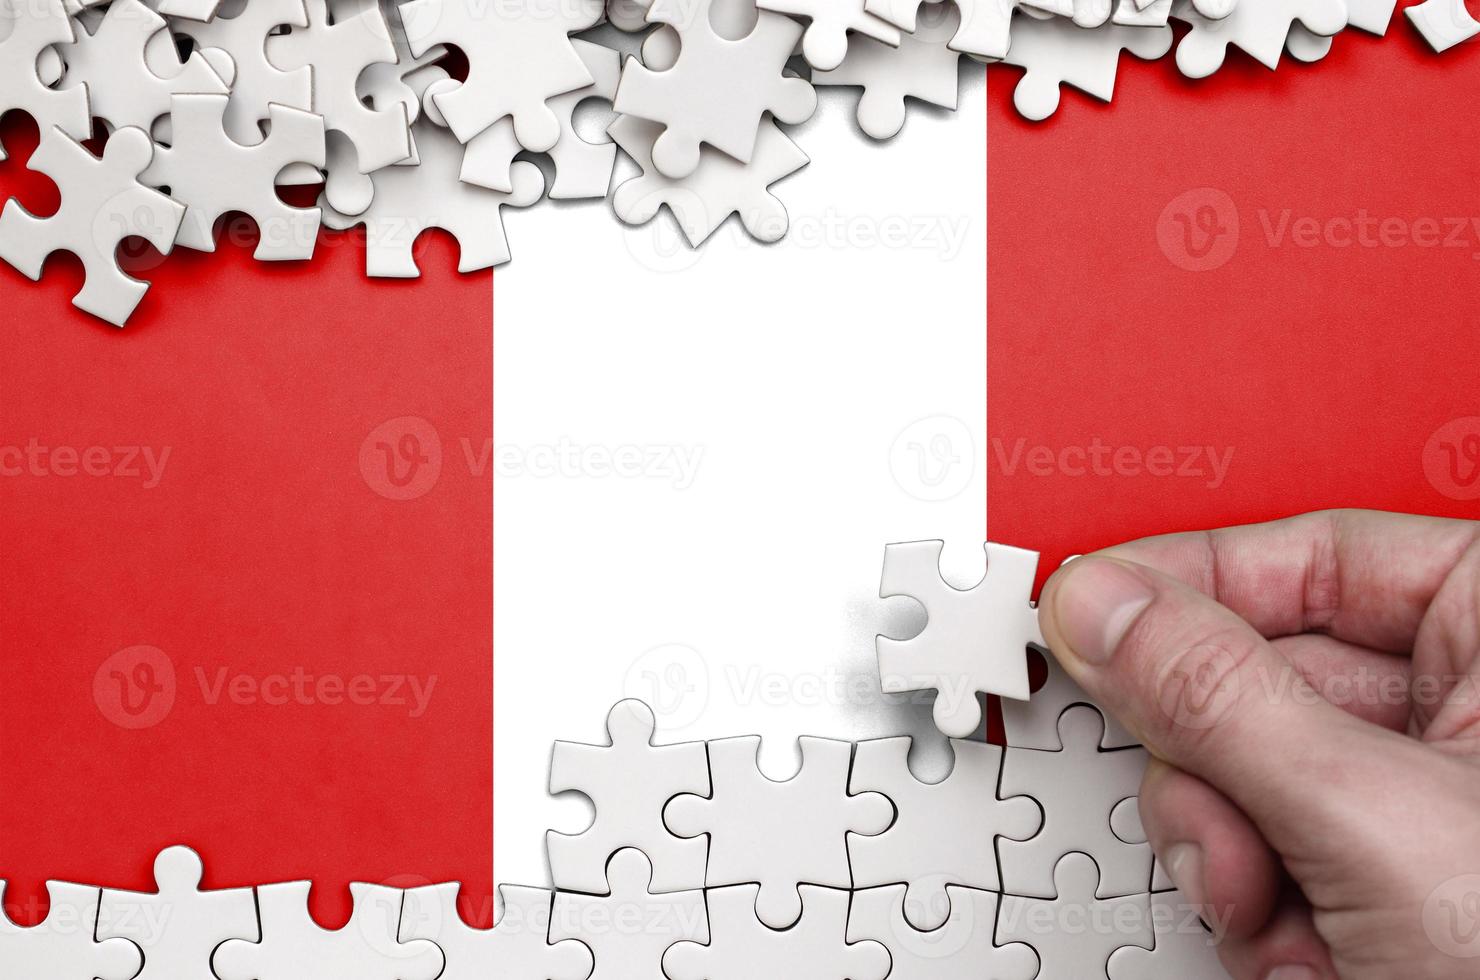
xmin=1036 ymin=510 xmax=1480 ymax=980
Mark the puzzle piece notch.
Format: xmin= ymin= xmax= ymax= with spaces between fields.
xmin=547 ymin=698 xmax=710 ymax=895
xmin=998 ymin=853 xmax=1153 ymax=979
xmin=1003 ymin=13 xmax=1173 ymax=122
xmin=1001 ymin=645 xmax=1139 ymax=750
xmin=612 ymin=0 xmax=816 ymax=179
xmin=0 ymin=881 xmax=143 ymax=980
xmin=1171 ymin=0 xmax=1348 ymax=76
xmin=144 ymin=94 xmax=325 ymax=260
xmin=400 ymin=883 xmax=593 ymax=980
xmin=754 ymin=0 xmax=902 ymax=69
xmin=58 ymin=0 xmax=229 ymax=134
xmin=665 ymin=884 xmax=888 ymax=980
xmin=1107 ymin=888 xmax=1231 ymax=979
xmin=435 ymin=39 xmax=621 ymax=201
xmin=999 ymin=705 xmax=1152 ymax=900
xmin=847 ymin=885 xmax=1039 ymax=980
xmin=172 ymin=0 xmax=314 ymax=147
xmin=551 ymin=848 xmax=707 ymax=980
xmin=862 ymin=0 xmax=1018 ymax=58
xmin=877 ymin=540 xmax=1042 ymax=738
xmin=812 ymin=4 xmax=961 ymax=140
xmin=1406 ymin=0 xmax=1480 ymax=51
xmin=399 ymin=0 xmax=602 ymax=149
xmin=266 ymin=0 xmax=411 ymax=173
xmin=609 ymin=113 xmax=808 ymax=247
xmin=97 ymin=846 xmax=258 ymax=980
xmin=665 ymin=735 xmax=891 ymax=928
xmin=847 ymin=736 xmax=1041 ymax=930
xmin=214 ymin=881 xmax=444 ymax=980
xmin=0 ymin=0 xmax=90 ymax=162
xmin=322 ymin=116 xmax=543 ymax=277
xmin=0 ymin=126 xmax=184 ymax=326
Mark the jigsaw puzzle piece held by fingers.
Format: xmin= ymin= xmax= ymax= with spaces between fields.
xmin=876 ymin=540 xmax=1042 ymax=738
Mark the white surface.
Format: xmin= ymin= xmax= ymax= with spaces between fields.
xmin=0 ymin=882 xmax=141 ymax=980
xmin=401 ymin=884 xmax=592 ymax=980
xmin=493 ymin=70 xmax=988 ymax=888
xmin=847 ymin=885 xmax=1038 ymax=980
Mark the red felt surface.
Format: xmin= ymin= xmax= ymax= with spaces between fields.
xmin=0 ymin=116 xmax=495 ymax=928
xmin=987 ymin=7 xmax=1480 ymax=590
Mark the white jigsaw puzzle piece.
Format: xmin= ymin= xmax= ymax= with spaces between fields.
xmin=665 ymin=885 xmax=888 ymax=980
xmin=1406 ymin=0 xmax=1480 ymax=50
xmin=547 ymin=699 xmax=710 ymax=895
xmin=0 ymin=881 xmax=142 ymax=980
xmin=214 ymin=881 xmax=443 ymax=980
xmin=97 ymin=846 xmax=258 ymax=980
xmin=1108 ymin=888 xmax=1231 ymax=979
xmin=1171 ymin=0 xmax=1347 ymax=76
xmin=876 ymin=540 xmax=1041 ymax=738
xmin=612 ymin=0 xmax=816 ymax=179
xmin=998 ymin=853 xmax=1153 ymax=978
xmin=754 ymin=0 xmax=901 ymax=69
xmin=322 ymin=115 xmax=543 ymax=277
xmin=609 ymin=114 xmax=808 ymax=246
xmin=0 ymin=126 xmax=184 ymax=326
xmin=58 ymin=0 xmax=229 ymax=134
xmin=1003 ymin=12 xmax=1173 ymax=121
xmin=144 ymin=93 xmax=325 ymax=259
xmin=999 ymin=705 xmax=1152 ymax=900
xmin=155 ymin=0 xmax=224 ymax=22
xmin=847 ymin=885 xmax=1038 ymax=980
xmin=267 ymin=0 xmax=410 ymax=173
xmin=400 ymin=883 xmax=593 ymax=980
xmin=0 ymin=0 xmax=90 ymax=162
xmin=173 ymin=0 xmax=314 ymax=147
xmin=399 ymin=0 xmax=602 ymax=149
xmin=665 ymin=735 xmax=891 ymax=928
xmin=1001 ymin=645 xmax=1139 ymax=750
xmin=1112 ymin=0 xmax=1172 ymax=27
xmin=443 ymin=39 xmax=621 ymax=200
xmin=812 ymin=4 xmax=960 ymax=140
xmin=862 ymin=0 xmax=1017 ymax=58
xmin=847 ymin=737 xmax=1040 ymax=930
xmin=551 ymin=849 xmax=706 ymax=980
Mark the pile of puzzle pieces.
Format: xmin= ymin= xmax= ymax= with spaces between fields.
xmin=1 ymin=541 xmax=1233 ymax=978
xmin=0 ymin=0 xmax=1471 ymax=325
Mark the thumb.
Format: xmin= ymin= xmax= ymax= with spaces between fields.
xmin=1037 ymin=555 xmax=1380 ymax=848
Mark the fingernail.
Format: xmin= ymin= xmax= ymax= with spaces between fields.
xmin=1263 ymin=967 xmax=1319 ymax=980
xmin=1163 ymin=842 xmax=1206 ymax=911
xmin=1049 ymin=559 xmax=1154 ymax=665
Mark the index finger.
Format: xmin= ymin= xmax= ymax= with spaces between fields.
xmin=1091 ymin=509 xmax=1478 ymax=655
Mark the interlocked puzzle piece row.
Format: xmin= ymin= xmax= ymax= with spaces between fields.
xmin=0 ymin=0 xmax=1464 ymax=326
